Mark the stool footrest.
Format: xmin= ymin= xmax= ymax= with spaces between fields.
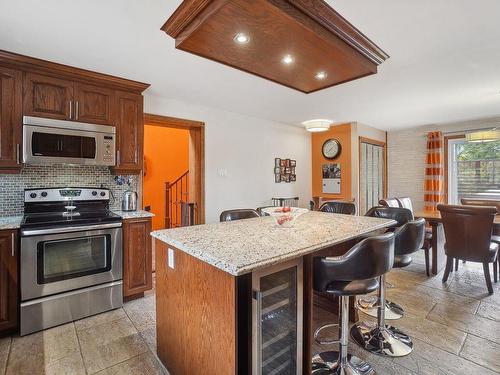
xmin=314 ymin=323 xmax=340 ymax=345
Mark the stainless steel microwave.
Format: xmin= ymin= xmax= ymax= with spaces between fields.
xmin=22 ymin=116 xmax=116 ymax=166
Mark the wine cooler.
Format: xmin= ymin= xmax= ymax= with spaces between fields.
xmin=252 ymin=259 xmax=303 ymax=375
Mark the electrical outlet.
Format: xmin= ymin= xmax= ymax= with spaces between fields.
xmin=168 ymin=248 xmax=175 ymax=269
xmin=217 ymin=168 xmax=228 ymax=177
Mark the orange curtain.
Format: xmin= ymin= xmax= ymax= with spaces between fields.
xmin=424 ymin=131 xmax=445 ymax=211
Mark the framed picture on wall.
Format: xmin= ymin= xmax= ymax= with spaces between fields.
xmin=275 ymin=157 xmax=297 ymax=183
xmin=290 ymin=160 xmax=296 ymax=167
xmin=280 ymin=159 xmax=287 ymax=167
xmin=275 ymin=174 xmax=281 ymax=183
xmin=274 ymin=167 xmax=281 ymax=174
xmin=275 ymin=158 xmax=281 ymax=167
xmin=290 ymin=174 xmax=296 ymax=182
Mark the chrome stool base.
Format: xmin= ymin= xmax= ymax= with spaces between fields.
xmin=312 ymin=352 xmax=376 ymax=375
xmin=350 ymin=322 xmax=413 ymax=357
xmin=356 ymin=297 xmax=404 ymax=320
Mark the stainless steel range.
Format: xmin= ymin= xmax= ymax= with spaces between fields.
xmin=20 ymin=187 xmax=123 ymax=336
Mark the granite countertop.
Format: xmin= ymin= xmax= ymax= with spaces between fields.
xmin=113 ymin=210 xmax=155 ymax=219
xmin=151 ymin=211 xmax=396 ymax=276
xmin=0 ymin=216 xmax=23 ymax=230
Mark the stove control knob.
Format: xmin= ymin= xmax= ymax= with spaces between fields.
xmin=41 ymin=192 xmax=48 ymax=197
xmin=29 ymin=192 xmax=37 ymax=199
xmin=92 ymin=191 xmax=98 ymax=196
xmin=100 ymin=191 xmax=106 ymax=197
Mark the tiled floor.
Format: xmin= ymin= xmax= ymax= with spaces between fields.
xmin=312 ymin=253 xmax=500 ymax=375
xmin=0 ymin=254 xmax=498 ymax=374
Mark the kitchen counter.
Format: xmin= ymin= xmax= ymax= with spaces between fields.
xmin=112 ymin=210 xmax=154 ymax=219
xmin=0 ymin=216 xmax=23 ymax=230
xmin=151 ymin=211 xmax=395 ymax=276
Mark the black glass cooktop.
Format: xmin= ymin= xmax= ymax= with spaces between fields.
xmin=21 ymin=210 xmax=122 ymax=229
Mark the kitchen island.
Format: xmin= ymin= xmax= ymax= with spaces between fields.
xmin=151 ymin=211 xmax=395 ymax=375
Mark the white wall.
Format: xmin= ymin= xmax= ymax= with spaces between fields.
xmin=144 ymin=95 xmax=312 ymax=223
xmin=388 ymin=116 xmax=500 ymax=211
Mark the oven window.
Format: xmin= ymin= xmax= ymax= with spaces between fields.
xmin=37 ymin=235 xmax=111 ymax=284
xmin=32 ymin=132 xmax=96 ymax=159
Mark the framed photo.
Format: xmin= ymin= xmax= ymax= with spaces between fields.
xmin=280 ymin=167 xmax=285 ymax=174
xmin=285 ymin=159 xmax=291 ymax=167
xmin=275 ymin=174 xmax=281 ymax=183
xmin=281 ymin=174 xmax=287 ymax=182
xmin=280 ymin=159 xmax=287 ymax=167
xmin=275 ymin=158 xmax=281 ymax=167
xmin=274 ymin=167 xmax=281 ymax=174
xmin=290 ymin=160 xmax=296 ymax=167
xmin=285 ymin=167 xmax=291 ymax=174
xmin=285 ymin=174 xmax=291 ymax=183
xmin=290 ymin=167 xmax=295 ymax=174
xmin=290 ymin=174 xmax=296 ymax=182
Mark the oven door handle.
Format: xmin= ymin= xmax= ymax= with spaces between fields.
xmin=21 ymin=222 xmax=122 ymax=236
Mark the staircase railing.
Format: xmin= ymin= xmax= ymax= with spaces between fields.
xmin=165 ymin=171 xmax=189 ymax=228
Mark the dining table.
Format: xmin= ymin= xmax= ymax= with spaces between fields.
xmin=414 ymin=210 xmax=500 ymax=275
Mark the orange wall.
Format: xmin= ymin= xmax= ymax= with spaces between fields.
xmin=311 ymin=123 xmax=353 ymax=200
xmin=143 ymin=125 xmax=190 ymax=230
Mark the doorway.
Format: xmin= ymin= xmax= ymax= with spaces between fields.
xmin=359 ymin=137 xmax=387 ymax=215
xmin=142 ymin=114 xmax=205 ymax=230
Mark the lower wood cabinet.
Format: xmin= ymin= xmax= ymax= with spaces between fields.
xmin=123 ymin=217 xmax=152 ymax=298
xmin=0 ymin=230 xmax=18 ymax=335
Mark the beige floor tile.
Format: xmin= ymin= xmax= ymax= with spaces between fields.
xmin=95 ymin=352 xmax=166 ymax=375
xmin=427 ymin=303 xmax=500 ymax=345
xmin=476 ymin=301 xmax=500 ymax=322
xmin=6 ymin=323 xmax=80 ymax=375
xmin=0 ymin=336 xmax=11 ymax=375
xmin=75 ymin=308 xmax=127 ymax=331
xmin=139 ymin=326 xmax=157 ymax=353
xmin=123 ymin=295 xmax=156 ymax=331
xmin=460 ymin=334 xmax=500 ymax=373
xmin=77 ymin=317 xmax=148 ymax=374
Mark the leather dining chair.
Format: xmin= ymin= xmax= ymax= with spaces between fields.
xmin=319 ymin=201 xmax=356 ymax=215
xmin=380 ymin=196 xmax=432 ymax=276
xmin=255 ymin=206 xmax=273 ymax=216
xmin=219 ymin=209 xmax=260 ymax=222
xmin=438 ymin=204 xmax=499 ymax=295
xmin=461 ymin=198 xmax=500 ymax=236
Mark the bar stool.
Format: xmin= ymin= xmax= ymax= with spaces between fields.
xmin=319 ymin=201 xmax=356 ymax=215
xmin=350 ymin=219 xmax=425 ymax=357
xmin=357 ymin=218 xmax=425 ymax=320
xmin=312 ymin=233 xmax=395 ymax=375
xmin=219 ymin=209 xmax=259 ymax=222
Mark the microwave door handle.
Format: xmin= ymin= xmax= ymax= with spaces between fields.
xmin=16 ymin=143 xmax=20 ymax=164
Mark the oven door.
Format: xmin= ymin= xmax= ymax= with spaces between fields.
xmin=21 ymin=223 xmax=122 ymax=301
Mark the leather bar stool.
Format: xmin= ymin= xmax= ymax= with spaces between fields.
xmin=356 ymin=218 xmax=425 ymax=323
xmin=219 ymin=209 xmax=260 ymax=222
xmin=319 ymin=201 xmax=356 ymax=215
xmin=255 ymin=206 xmax=273 ymax=216
xmin=311 ymin=233 xmax=395 ymax=375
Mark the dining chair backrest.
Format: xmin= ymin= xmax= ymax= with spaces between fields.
xmin=319 ymin=201 xmax=356 ymax=215
xmin=461 ymin=198 xmax=500 ymax=213
xmin=437 ymin=204 xmax=497 ymax=262
xmin=220 ymin=209 xmax=260 ymax=222
xmin=365 ymin=206 xmax=413 ymax=228
xmin=379 ymin=198 xmax=400 ymax=208
xmin=393 ymin=218 xmax=426 ymax=256
xmin=396 ymin=197 xmax=414 ymax=213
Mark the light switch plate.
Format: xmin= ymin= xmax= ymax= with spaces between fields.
xmin=168 ymin=248 xmax=175 ymax=269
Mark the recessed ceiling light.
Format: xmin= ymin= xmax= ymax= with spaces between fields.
xmin=315 ymin=71 xmax=327 ymax=80
xmin=282 ymin=54 xmax=294 ymax=65
xmin=234 ymin=33 xmax=250 ymax=44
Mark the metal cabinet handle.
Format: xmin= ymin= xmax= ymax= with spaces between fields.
xmin=117 ymin=150 xmax=120 ymax=166
xmin=16 ymin=143 xmax=20 ymax=164
xmin=135 ymin=150 xmax=138 ymax=163
xmin=75 ymin=101 xmax=79 ymax=120
xmin=69 ymin=100 xmax=73 ymax=119
xmin=11 ymin=233 xmax=15 ymax=257
xmin=253 ymin=290 xmax=263 ymax=372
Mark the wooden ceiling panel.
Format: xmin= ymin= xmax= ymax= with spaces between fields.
xmin=163 ymin=0 xmax=389 ymax=93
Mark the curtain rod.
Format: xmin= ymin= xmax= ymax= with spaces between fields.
xmin=422 ymin=126 xmax=498 ymax=137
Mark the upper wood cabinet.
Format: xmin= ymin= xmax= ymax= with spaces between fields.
xmin=123 ymin=217 xmax=152 ymax=298
xmin=0 ymin=67 xmax=22 ymax=171
xmin=113 ymin=91 xmax=144 ymax=174
xmin=74 ymin=83 xmax=114 ymax=125
xmin=0 ymin=229 xmax=18 ymax=334
xmin=23 ymin=73 xmax=74 ymax=120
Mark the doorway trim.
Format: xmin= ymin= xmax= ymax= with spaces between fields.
xmin=143 ymin=113 xmax=206 ymax=225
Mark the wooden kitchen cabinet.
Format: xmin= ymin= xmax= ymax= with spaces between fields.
xmin=113 ymin=91 xmax=144 ymax=174
xmin=0 ymin=230 xmax=19 ymax=335
xmin=0 ymin=67 xmax=22 ymax=172
xmin=123 ymin=217 xmax=152 ymax=298
xmin=73 ymin=83 xmax=114 ymax=125
xmin=23 ymin=72 xmax=74 ymax=120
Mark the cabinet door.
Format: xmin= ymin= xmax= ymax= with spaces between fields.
xmin=23 ymin=73 xmax=73 ymax=120
xmin=74 ymin=83 xmax=114 ymax=125
xmin=113 ymin=91 xmax=143 ymax=174
xmin=0 ymin=67 xmax=22 ymax=171
xmin=0 ymin=230 xmax=18 ymax=333
xmin=123 ymin=218 xmax=152 ymax=297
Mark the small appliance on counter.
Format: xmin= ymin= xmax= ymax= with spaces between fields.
xmin=19 ymin=187 xmax=123 ymax=336
xmin=122 ymin=190 xmax=138 ymax=211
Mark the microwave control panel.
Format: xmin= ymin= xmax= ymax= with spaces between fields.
xmin=102 ymin=135 xmax=115 ymax=165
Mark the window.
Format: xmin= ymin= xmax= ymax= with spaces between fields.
xmin=447 ymin=137 xmax=500 ymax=204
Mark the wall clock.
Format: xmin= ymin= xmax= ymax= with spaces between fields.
xmin=322 ymin=139 xmax=341 ymax=159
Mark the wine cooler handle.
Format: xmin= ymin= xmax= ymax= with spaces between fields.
xmin=253 ymin=290 xmax=263 ymax=375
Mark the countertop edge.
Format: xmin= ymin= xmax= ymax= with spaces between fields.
xmin=151 ymin=219 xmax=396 ymax=276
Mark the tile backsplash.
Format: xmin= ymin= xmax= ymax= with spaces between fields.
xmin=0 ymin=165 xmax=138 ymax=216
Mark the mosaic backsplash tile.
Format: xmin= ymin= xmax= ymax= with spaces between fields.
xmin=0 ymin=165 xmax=138 ymax=216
